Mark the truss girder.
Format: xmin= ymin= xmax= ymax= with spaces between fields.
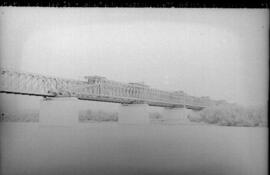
xmin=0 ymin=68 xmax=211 ymax=108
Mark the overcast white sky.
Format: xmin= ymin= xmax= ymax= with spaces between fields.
xmin=0 ymin=8 xmax=268 ymax=107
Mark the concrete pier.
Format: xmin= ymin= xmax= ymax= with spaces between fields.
xmin=39 ymin=97 xmax=79 ymax=126
xmin=118 ymin=103 xmax=150 ymax=124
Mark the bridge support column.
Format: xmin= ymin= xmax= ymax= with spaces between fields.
xmin=162 ymin=107 xmax=190 ymax=122
xmin=118 ymin=103 xmax=149 ymax=124
xmin=39 ymin=97 xmax=79 ymax=126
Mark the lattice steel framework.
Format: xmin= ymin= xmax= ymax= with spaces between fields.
xmin=0 ymin=67 xmax=213 ymax=109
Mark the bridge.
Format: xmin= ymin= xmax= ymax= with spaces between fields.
xmin=0 ymin=67 xmax=218 ymax=124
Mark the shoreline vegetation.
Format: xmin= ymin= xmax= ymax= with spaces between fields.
xmin=0 ymin=111 xmax=39 ymax=122
xmin=0 ymin=104 xmax=267 ymax=127
xmin=188 ymin=104 xmax=268 ymax=127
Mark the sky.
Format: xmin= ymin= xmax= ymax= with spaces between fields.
xmin=0 ymin=7 xmax=269 ymax=107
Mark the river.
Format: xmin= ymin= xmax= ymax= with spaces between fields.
xmin=0 ymin=122 xmax=267 ymax=175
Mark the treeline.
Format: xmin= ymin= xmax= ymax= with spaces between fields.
xmin=1 ymin=105 xmax=267 ymax=127
xmin=0 ymin=111 xmax=39 ymax=122
xmin=79 ymin=110 xmax=164 ymax=122
xmin=79 ymin=110 xmax=118 ymax=122
xmin=188 ymin=104 xmax=268 ymax=127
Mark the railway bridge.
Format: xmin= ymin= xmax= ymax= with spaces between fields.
xmin=0 ymin=67 xmax=218 ymax=124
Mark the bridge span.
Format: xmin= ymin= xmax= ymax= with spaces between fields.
xmin=0 ymin=67 xmax=220 ymax=124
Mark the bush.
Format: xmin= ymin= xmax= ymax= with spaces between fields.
xmin=187 ymin=112 xmax=202 ymax=122
xmin=0 ymin=111 xmax=39 ymax=122
xmin=79 ymin=110 xmax=118 ymax=122
xmin=191 ymin=104 xmax=267 ymax=127
xmin=149 ymin=112 xmax=163 ymax=120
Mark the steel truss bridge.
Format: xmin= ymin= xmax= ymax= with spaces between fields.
xmin=0 ymin=67 xmax=216 ymax=109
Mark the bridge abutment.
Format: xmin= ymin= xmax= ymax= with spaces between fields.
xmin=118 ymin=103 xmax=150 ymax=124
xmin=39 ymin=97 xmax=79 ymax=126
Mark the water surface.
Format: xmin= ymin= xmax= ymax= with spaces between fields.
xmin=1 ymin=123 xmax=267 ymax=175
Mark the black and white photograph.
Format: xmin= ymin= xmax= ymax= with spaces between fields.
xmin=0 ymin=7 xmax=268 ymax=175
